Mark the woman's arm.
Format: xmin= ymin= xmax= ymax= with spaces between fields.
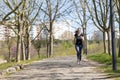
xmin=74 ymin=37 xmax=76 ymax=44
xmin=74 ymin=34 xmax=77 ymax=44
xmin=80 ymin=33 xmax=84 ymax=41
xmin=81 ymin=36 xmax=84 ymax=41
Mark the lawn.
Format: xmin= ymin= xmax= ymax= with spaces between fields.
xmin=87 ymin=53 xmax=120 ymax=80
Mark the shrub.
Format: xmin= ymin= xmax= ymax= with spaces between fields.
xmin=54 ymin=39 xmax=62 ymax=44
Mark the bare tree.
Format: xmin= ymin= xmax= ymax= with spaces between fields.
xmin=87 ymin=0 xmax=111 ymax=54
xmin=41 ymin=0 xmax=72 ymax=56
xmin=72 ymin=0 xmax=88 ymax=54
xmin=114 ymin=0 xmax=120 ymax=57
xmin=0 ymin=0 xmax=43 ymax=62
xmin=21 ymin=0 xmax=43 ymax=60
xmin=1 ymin=0 xmax=23 ymax=62
xmin=4 ymin=27 xmax=12 ymax=62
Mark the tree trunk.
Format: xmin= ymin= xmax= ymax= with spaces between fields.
xmin=83 ymin=0 xmax=87 ymax=55
xmin=118 ymin=37 xmax=120 ymax=57
xmin=27 ymin=41 xmax=29 ymax=60
xmin=20 ymin=20 xmax=26 ymax=61
xmin=49 ymin=21 xmax=53 ymax=56
xmin=26 ymin=37 xmax=30 ymax=60
xmin=83 ymin=28 xmax=87 ymax=55
xmin=26 ymin=28 xmax=30 ymax=60
xmin=8 ymin=45 xmax=11 ymax=62
xmin=103 ymin=31 xmax=107 ymax=53
xmin=47 ymin=38 xmax=49 ymax=58
xmin=37 ymin=49 xmax=40 ymax=58
xmin=21 ymin=0 xmax=27 ymax=60
xmin=118 ymin=0 xmax=120 ymax=57
xmin=7 ymin=38 xmax=11 ymax=62
xmin=21 ymin=37 xmax=26 ymax=61
xmin=118 ymin=14 xmax=120 ymax=57
xmin=107 ymin=31 xmax=111 ymax=55
xmin=16 ymin=35 xmax=21 ymax=62
xmin=16 ymin=16 xmax=21 ymax=62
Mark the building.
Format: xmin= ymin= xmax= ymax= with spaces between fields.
xmin=53 ymin=21 xmax=74 ymax=40
xmin=0 ymin=25 xmax=15 ymax=41
xmin=60 ymin=31 xmax=74 ymax=40
xmin=0 ymin=20 xmax=74 ymax=41
xmin=31 ymin=21 xmax=74 ymax=40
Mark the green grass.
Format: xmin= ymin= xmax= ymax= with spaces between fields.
xmin=87 ymin=53 xmax=112 ymax=65
xmin=87 ymin=53 xmax=120 ymax=79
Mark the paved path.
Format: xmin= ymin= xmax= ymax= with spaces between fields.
xmin=0 ymin=55 xmax=113 ymax=80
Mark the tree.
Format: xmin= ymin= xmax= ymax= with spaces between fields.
xmin=41 ymin=0 xmax=72 ymax=57
xmin=72 ymin=0 xmax=88 ymax=54
xmin=4 ymin=27 xmax=13 ymax=62
xmin=87 ymin=0 xmax=111 ymax=54
xmin=0 ymin=0 xmax=43 ymax=62
xmin=32 ymin=40 xmax=41 ymax=58
xmin=114 ymin=0 xmax=120 ymax=57
xmin=1 ymin=0 xmax=23 ymax=62
xmin=20 ymin=0 xmax=43 ymax=60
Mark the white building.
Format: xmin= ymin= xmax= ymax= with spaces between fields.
xmin=53 ymin=21 xmax=74 ymax=40
xmin=31 ymin=20 xmax=74 ymax=40
xmin=0 ymin=25 xmax=15 ymax=41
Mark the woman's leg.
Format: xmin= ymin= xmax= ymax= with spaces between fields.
xmin=79 ymin=45 xmax=83 ymax=61
xmin=75 ymin=45 xmax=80 ymax=62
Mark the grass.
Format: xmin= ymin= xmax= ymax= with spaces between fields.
xmin=87 ymin=53 xmax=112 ymax=65
xmin=0 ymin=55 xmax=4 ymax=59
xmin=0 ymin=62 xmax=17 ymax=70
xmin=87 ymin=41 xmax=104 ymax=54
xmin=87 ymin=53 xmax=120 ymax=79
xmin=52 ymin=44 xmax=75 ymax=57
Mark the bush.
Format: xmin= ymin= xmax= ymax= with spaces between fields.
xmin=54 ymin=39 xmax=62 ymax=44
xmin=96 ymin=40 xmax=100 ymax=44
xmin=88 ymin=40 xmax=94 ymax=44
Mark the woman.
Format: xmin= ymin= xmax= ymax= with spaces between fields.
xmin=74 ymin=28 xmax=84 ymax=64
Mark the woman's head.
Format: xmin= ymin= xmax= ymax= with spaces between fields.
xmin=75 ymin=28 xmax=81 ymax=34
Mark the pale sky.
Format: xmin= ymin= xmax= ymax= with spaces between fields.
xmin=0 ymin=0 xmax=119 ymax=40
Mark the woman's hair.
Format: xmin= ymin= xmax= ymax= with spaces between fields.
xmin=75 ymin=30 xmax=78 ymax=34
xmin=75 ymin=28 xmax=80 ymax=34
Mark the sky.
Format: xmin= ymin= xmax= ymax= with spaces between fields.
xmin=0 ymin=0 xmax=119 ymax=40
